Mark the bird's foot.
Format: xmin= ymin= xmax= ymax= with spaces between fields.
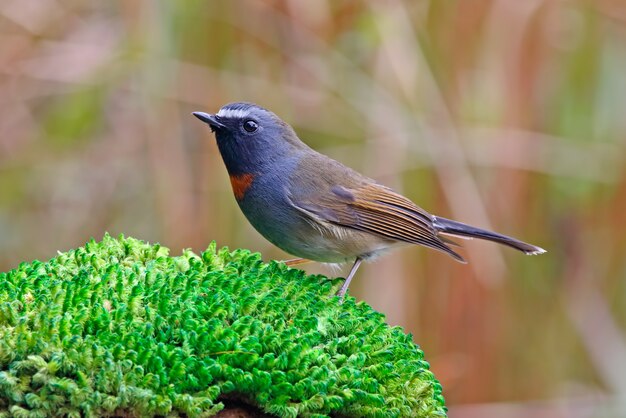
xmin=282 ymin=258 xmax=311 ymax=266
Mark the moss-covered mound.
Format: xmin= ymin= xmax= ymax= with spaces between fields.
xmin=0 ymin=235 xmax=446 ymax=418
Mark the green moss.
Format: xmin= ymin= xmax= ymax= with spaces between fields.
xmin=0 ymin=235 xmax=446 ymax=418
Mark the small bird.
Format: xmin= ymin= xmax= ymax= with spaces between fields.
xmin=193 ymin=102 xmax=545 ymax=300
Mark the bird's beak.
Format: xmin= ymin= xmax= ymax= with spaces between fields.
xmin=192 ymin=112 xmax=226 ymax=131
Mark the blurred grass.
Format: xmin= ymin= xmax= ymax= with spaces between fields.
xmin=1 ymin=0 xmax=626 ymax=416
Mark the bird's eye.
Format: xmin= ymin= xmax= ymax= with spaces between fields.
xmin=243 ymin=120 xmax=258 ymax=133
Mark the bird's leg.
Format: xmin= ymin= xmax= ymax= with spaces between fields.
xmin=337 ymin=258 xmax=363 ymax=303
xmin=283 ymin=258 xmax=311 ymax=266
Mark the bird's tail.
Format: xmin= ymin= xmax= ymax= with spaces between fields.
xmin=433 ymin=216 xmax=546 ymax=255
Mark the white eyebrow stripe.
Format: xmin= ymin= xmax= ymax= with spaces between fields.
xmin=216 ymin=108 xmax=250 ymax=119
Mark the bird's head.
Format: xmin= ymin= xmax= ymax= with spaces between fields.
xmin=193 ymin=102 xmax=306 ymax=175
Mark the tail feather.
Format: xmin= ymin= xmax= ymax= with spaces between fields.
xmin=433 ymin=216 xmax=546 ymax=255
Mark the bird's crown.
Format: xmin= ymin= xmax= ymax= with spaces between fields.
xmin=216 ymin=102 xmax=269 ymax=121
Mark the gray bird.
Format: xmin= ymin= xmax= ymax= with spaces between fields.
xmin=193 ymin=102 xmax=545 ymax=300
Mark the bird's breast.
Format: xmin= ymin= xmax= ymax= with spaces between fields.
xmin=229 ymin=173 xmax=255 ymax=201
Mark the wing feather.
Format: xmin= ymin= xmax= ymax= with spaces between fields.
xmin=290 ymin=181 xmax=464 ymax=261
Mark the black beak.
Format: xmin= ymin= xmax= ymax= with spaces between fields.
xmin=192 ymin=111 xmax=226 ymax=131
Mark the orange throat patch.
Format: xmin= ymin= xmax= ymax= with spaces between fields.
xmin=229 ymin=173 xmax=255 ymax=201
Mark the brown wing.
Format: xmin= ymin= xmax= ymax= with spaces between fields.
xmin=290 ymin=182 xmax=465 ymax=262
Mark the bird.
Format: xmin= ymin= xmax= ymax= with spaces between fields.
xmin=193 ymin=102 xmax=545 ymax=301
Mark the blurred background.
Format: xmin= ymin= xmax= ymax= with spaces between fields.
xmin=1 ymin=0 xmax=625 ymax=416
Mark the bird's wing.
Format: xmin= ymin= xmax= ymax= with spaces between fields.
xmin=289 ymin=181 xmax=465 ymax=262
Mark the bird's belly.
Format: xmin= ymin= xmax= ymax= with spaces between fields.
xmin=236 ymin=176 xmax=402 ymax=262
xmin=244 ymin=205 xmax=399 ymax=262
xmin=286 ymin=222 xmax=403 ymax=262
